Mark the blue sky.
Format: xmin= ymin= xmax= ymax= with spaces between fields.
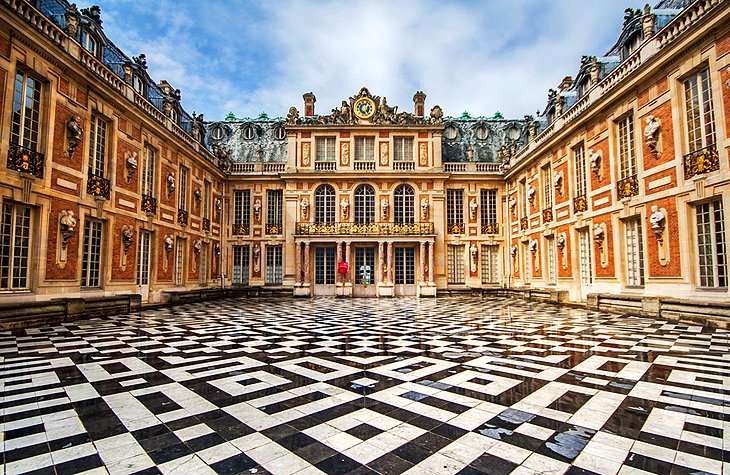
xmin=100 ymin=1 xmax=646 ymax=121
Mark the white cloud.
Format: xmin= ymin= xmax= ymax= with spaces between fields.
xmin=100 ymin=1 xmax=646 ymax=120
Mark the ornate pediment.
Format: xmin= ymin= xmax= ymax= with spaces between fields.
xmin=287 ymin=87 xmax=443 ymax=126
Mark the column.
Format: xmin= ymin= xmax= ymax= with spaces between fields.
xmin=304 ymin=241 xmax=311 ymax=285
xmin=295 ymin=241 xmax=301 ymax=284
xmin=345 ymin=241 xmax=352 ymax=284
xmin=386 ymin=241 xmax=393 ymax=284
xmin=428 ymin=241 xmax=435 ymax=284
xmin=419 ymin=241 xmax=426 ymax=284
xmin=336 ymin=241 xmax=343 ymax=285
xmin=378 ymin=241 xmax=384 ymax=283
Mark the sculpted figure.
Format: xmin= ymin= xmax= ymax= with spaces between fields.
xmin=66 ymin=115 xmax=83 ymax=158
xmin=59 ymin=210 xmax=76 ymax=248
xmin=650 ymin=205 xmax=665 ymax=231
xmin=164 ymin=235 xmax=174 ymax=252
xmin=644 ymin=116 xmax=661 ymax=156
xmin=420 ymin=197 xmax=429 ymax=220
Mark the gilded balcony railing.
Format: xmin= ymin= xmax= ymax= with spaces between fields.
xmin=683 ymin=144 xmax=719 ymax=180
xmin=573 ymin=195 xmax=588 ymax=213
xmin=295 ymin=222 xmax=434 ymax=236
xmin=266 ymin=223 xmax=282 ymax=235
xmin=141 ymin=194 xmax=157 ymax=215
xmin=542 ymin=208 xmax=553 ymax=223
xmin=86 ymin=174 xmax=111 ymax=199
xmin=177 ymin=209 xmax=189 ymax=226
xmin=617 ymin=174 xmax=639 ymax=200
xmin=232 ymin=223 xmax=249 ymax=235
xmin=447 ymin=222 xmax=465 ymax=234
xmin=520 ymin=217 xmax=528 ymax=230
xmin=7 ymin=143 xmax=44 ymax=178
xmin=481 ymin=222 xmax=499 ymax=235
xmin=202 ymin=217 xmax=210 ymax=232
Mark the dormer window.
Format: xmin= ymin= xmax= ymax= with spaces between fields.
xmin=622 ymin=32 xmax=642 ymax=60
xmin=210 ymin=125 xmax=225 ymax=141
xmin=132 ymin=74 xmax=144 ymax=95
xmin=81 ymin=30 xmax=99 ymax=56
xmin=444 ymin=125 xmax=458 ymax=140
xmin=242 ymin=125 xmax=256 ymax=140
xmin=475 ymin=125 xmax=489 ymax=140
xmin=273 ymin=125 xmax=286 ymax=141
xmin=169 ymin=108 xmax=178 ymax=124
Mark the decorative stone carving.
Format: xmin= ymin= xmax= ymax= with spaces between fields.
xmin=589 ymin=57 xmax=602 ymax=84
xmin=340 ymin=197 xmax=349 ymax=219
xmin=164 ymin=235 xmax=174 ymax=253
xmin=214 ymin=243 xmax=220 ymax=256
xmin=643 ymin=115 xmax=661 ymax=157
xmin=66 ymin=115 xmax=83 ymax=158
xmin=556 ymin=233 xmax=566 ymax=250
xmin=191 ymin=112 xmax=206 ymax=144
xmin=510 ymin=245 xmax=518 ymax=258
xmin=286 ymin=106 xmax=300 ymax=125
xmin=194 ymin=187 xmax=202 ymax=206
xmin=554 ymin=171 xmax=564 ymax=196
xmin=166 ymin=172 xmax=175 ymax=195
xmin=215 ymin=198 xmax=222 ymax=215
xmin=341 ymin=142 xmax=349 ymax=166
xmin=589 ymin=149 xmax=602 ymax=179
xmin=253 ymin=244 xmax=261 ymax=273
xmin=469 ymin=198 xmax=478 ymax=220
xmin=381 ymin=197 xmax=389 ymax=220
xmin=509 ymin=196 xmax=517 ymax=216
xmin=125 ymin=152 xmax=137 ymax=183
xmin=380 ymin=143 xmax=388 ymax=166
xmin=527 ymin=185 xmax=536 ymax=206
xmin=524 ymin=115 xmax=536 ymax=141
xmin=133 ymin=54 xmax=147 ymax=70
xmin=253 ymin=199 xmax=261 ymax=222
xmin=193 ymin=239 xmax=201 ymax=254
xmin=420 ymin=198 xmax=429 ymax=220
xmin=302 ymin=143 xmax=311 ymax=167
xmin=642 ymin=4 xmax=656 ymax=38
xmin=81 ymin=5 xmax=102 ymax=24
xmin=470 ymin=244 xmax=478 ymax=274
xmin=59 ymin=210 xmax=76 ymax=250
xmin=65 ymin=3 xmax=80 ymax=36
xmin=650 ymin=205 xmax=665 ymax=239
xmin=593 ymin=222 xmax=609 ymax=268
xmin=121 ymin=225 xmax=133 ymax=253
xmin=429 ymin=105 xmax=444 ymax=124
xmin=300 ymin=197 xmax=310 ymax=220
xmin=554 ymin=94 xmax=563 ymax=116
xmin=529 ymin=239 xmax=538 ymax=255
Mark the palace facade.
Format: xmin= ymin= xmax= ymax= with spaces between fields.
xmin=0 ymin=0 xmax=728 ymax=307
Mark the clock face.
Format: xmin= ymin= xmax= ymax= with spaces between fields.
xmin=353 ymin=97 xmax=376 ymax=120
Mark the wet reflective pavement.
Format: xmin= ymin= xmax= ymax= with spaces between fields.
xmin=1 ymin=297 xmax=728 ymax=474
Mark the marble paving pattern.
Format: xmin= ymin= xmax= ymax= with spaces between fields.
xmin=1 ymin=297 xmax=729 ymax=475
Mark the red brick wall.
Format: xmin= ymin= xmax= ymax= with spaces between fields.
xmin=45 ymin=199 xmax=79 ymax=280
xmin=646 ymin=198 xmax=682 ymax=278
xmin=111 ymin=216 xmax=136 ymax=281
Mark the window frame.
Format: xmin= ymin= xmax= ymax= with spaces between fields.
xmin=315 ymin=185 xmax=336 ymax=223
xmin=392 ymin=137 xmax=413 ymax=162
xmin=88 ymin=113 xmax=108 ymax=178
xmin=354 ymin=185 xmax=375 ymax=224
xmin=11 ymin=69 xmax=43 ymax=152
xmin=315 ymin=136 xmax=336 ymax=162
xmin=81 ymin=218 xmax=103 ymax=288
xmin=696 ymin=198 xmax=727 ymax=289
xmin=393 ymin=184 xmax=415 ymax=224
xmin=683 ymin=67 xmax=716 ymax=154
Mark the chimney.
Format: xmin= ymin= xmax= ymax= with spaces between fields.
xmin=413 ymin=91 xmax=426 ymax=117
xmin=303 ymin=92 xmax=316 ymax=117
xmin=558 ymin=76 xmax=573 ymax=92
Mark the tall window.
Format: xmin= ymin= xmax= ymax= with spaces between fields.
xmin=315 ymin=185 xmax=335 ymax=223
xmin=81 ymin=219 xmax=103 ymax=288
xmin=316 ymin=137 xmax=336 ymax=161
xmin=696 ymin=199 xmax=727 ymax=288
xmin=267 ymin=189 xmax=283 ymax=233
xmin=0 ymin=203 xmax=31 ymax=290
xmin=574 ymin=144 xmax=586 ymax=199
xmin=81 ymin=30 xmax=98 ymax=56
xmin=232 ymin=245 xmax=250 ymax=285
xmin=136 ymin=231 xmax=150 ymax=287
xmin=447 ymin=189 xmax=464 ymax=233
xmin=447 ymin=244 xmax=465 ymax=284
xmin=393 ymin=185 xmax=414 ymax=224
xmin=520 ymin=179 xmax=528 ymax=219
xmin=88 ymin=114 xmax=107 ymax=178
xmin=355 ymin=137 xmax=375 ymax=161
xmin=394 ymin=247 xmax=415 ymax=284
xmin=354 ymin=185 xmax=375 ymax=223
xmin=266 ymin=245 xmax=283 ymax=284
xmin=355 ymin=247 xmax=375 ymax=284
xmin=480 ymin=189 xmax=497 ymax=228
xmin=233 ymin=190 xmax=250 ymax=229
xmin=579 ymin=229 xmax=593 ymax=285
xmin=175 ymin=239 xmax=185 ymax=285
xmin=626 ymin=217 xmax=645 ymax=286
xmin=178 ymin=167 xmax=188 ymax=211
xmin=546 ymin=237 xmax=557 ymax=285
xmin=203 ymin=181 xmax=211 ymax=221
xmin=481 ymin=244 xmax=499 ymax=284
xmin=142 ymin=146 xmax=156 ymax=197
xmin=617 ymin=115 xmax=636 ymax=180
xmin=11 ymin=71 xmax=42 ymax=151
xmin=684 ymin=68 xmax=716 ymax=153
xmin=393 ymin=137 xmax=413 ymax=161
xmin=542 ymin=165 xmax=552 ymax=211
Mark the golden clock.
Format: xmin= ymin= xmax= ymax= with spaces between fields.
xmin=353 ymin=97 xmax=376 ymax=120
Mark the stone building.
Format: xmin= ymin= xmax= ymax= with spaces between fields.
xmin=0 ymin=0 xmax=728 ymax=308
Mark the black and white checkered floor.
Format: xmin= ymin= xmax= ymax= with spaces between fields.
xmin=1 ymin=297 xmax=729 ymax=475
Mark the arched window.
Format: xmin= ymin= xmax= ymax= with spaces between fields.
xmin=315 ymin=185 xmax=336 ymax=223
xmin=393 ymin=185 xmax=414 ymax=224
xmin=354 ymin=185 xmax=375 ymax=223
